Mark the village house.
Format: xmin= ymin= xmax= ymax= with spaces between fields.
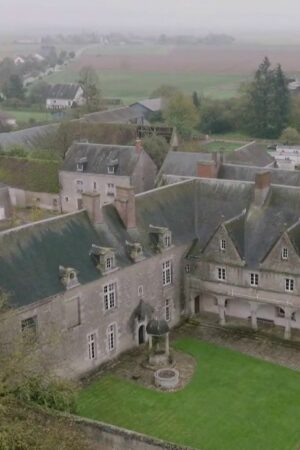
xmin=45 ymin=83 xmax=85 ymax=110
xmin=2 ymin=175 xmax=300 ymax=379
xmin=130 ymin=98 xmax=162 ymax=121
xmin=0 ymin=112 xmax=17 ymax=128
xmin=59 ymin=140 xmax=157 ymax=212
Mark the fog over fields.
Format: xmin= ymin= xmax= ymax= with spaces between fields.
xmin=2 ymin=0 xmax=300 ymax=35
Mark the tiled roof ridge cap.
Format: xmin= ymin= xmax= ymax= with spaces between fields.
xmin=0 ymin=210 xmax=85 ymax=237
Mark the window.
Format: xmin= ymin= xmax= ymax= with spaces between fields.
xmin=138 ymin=285 xmax=144 ymax=297
xmin=217 ymin=267 xmax=226 ymax=281
xmin=185 ymin=264 xmax=191 ymax=273
xmin=93 ymin=181 xmax=97 ymax=191
xmin=105 ymin=256 xmax=114 ymax=271
xmin=76 ymin=179 xmax=84 ymax=193
xmin=108 ymin=324 xmax=116 ymax=351
xmin=220 ymin=239 xmax=226 ymax=251
xmin=106 ymin=183 xmax=115 ymax=196
xmin=282 ymin=247 xmax=289 ymax=260
xmin=65 ymin=196 xmax=69 ymax=203
xmin=21 ymin=316 xmax=37 ymax=342
xmin=277 ymin=307 xmax=285 ymax=318
xmin=76 ymin=163 xmax=83 ymax=172
xmin=162 ymin=260 xmax=172 ymax=286
xmin=165 ymin=299 xmax=172 ymax=322
xmin=107 ymin=166 xmax=115 ymax=175
xmin=164 ymin=232 xmax=172 ymax=248
xmin=250 ymin=273 xmax=259 ymax=287
xmin=285 ymin=278 xmax=294 ymax=292
xmin=65 ymin=297 xmax=80 ymax=328
xmin=87 ymin=333 xmax=96 ymax=360
xmin=104 ymin=282 xmax=117 ymax=310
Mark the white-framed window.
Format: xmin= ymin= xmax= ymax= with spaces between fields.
xmin=107 ymin=166 xmax=115 ymax=175
xmin=106 ymin=183 xmax=115 ymax=196
xmin=162 ymin=260 xmax=172 ymax=286
xmin=87 ymin=332 xmax=97 ymax=360
xmin=164 ymin=232 xmax=172 ymax=248
xmin=21 ymin=316 xmax=38 ymax=342
xmin=217 ymin=267 xmax=226 ymax=281
xmin=250 ymin=273 xmax=259 ymax=287
xmin=103 ymin=282 xmax=117 ymax=310
xmin=138 ymin=285 xmax=144 ymax=297
xmin=285 ymin=278 xmax=294 ymax=292
xmin=105 ymin=256 xmax=114 ymax=271
xmin=75 ymin=179 xmax=84 ymax=193
xmin=76 ymin=163 xmax=83 ymax=172
xmin=220 ymin=239 xmax=226 ymax=251
xmin=282 ymin=247 xmax=289 ymax=260
xmin=185 ymin=264 xmax=191 ymax=273
xmin=165 ymin=298 xmax=172 ymax=322
xmin=107 ymin=323 xmax=116 ymax=351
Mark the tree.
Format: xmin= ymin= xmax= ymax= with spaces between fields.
xmin=142 ymin=134 xmax=169 ymax=168
xmin=241 ymin=57 xmax=290 ymax=138
xmin=192 ymin=91 xmax=200 ymax=109
xmin=28 ymin=80 xmax=49 ymax=105
xmin=3 ymin=74 xmax=25 ymax=100
xmin=163 ymin=92 xmax=199 ymax=137
xmin=150 ymin=84 xmax=179 ymax=100
xmin=78 ymin=66 xmax=101 ymax=112
xmin=280 ymin=127 xmax=300 ymax=145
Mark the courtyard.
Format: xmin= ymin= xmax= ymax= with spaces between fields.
xmin=78 ymin=335 xmax=300 ymax=450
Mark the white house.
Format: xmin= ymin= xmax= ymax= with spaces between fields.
xmin=45 ymin=83 xmax=85 ymax=110
xmin=14 ymin=56 xmax=25 ymax=65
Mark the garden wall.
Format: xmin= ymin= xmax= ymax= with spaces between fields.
xmin=74 ymin=416 xmax=197 ymax=450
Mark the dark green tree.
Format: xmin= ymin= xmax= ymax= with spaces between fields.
xmin=241 ymin=57 xmax=290 ymax=138
xmin=192 ymin=91 xmax=200 ymax=109
xmin=78 ymin=66 xmax=101 ymax=112
xmin=3 ymin=74 xmax=25 ymax=100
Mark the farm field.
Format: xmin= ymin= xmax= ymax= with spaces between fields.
xmin=44 ymin=43 xmax=300 ymax=102
xmin=0 ymin=109 xmax=53 ymax=123
xmin=78 ymin=338 xmax=300 ymax=450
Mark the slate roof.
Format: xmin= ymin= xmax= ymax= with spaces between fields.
xmin=130 ymin=98 xmax=162 ymax=112
xmin=225 ymin=142 xmax=274 ymax=167
xmin=159 ymin=150 xmax=213 ymax=177
xmin=45 ymin=83 xmax=81 ymax=100
xmin=61 ymin=142 xmax=141 ymax=176
xmin=219 ymin=164 xmax=300 ymax=187
xmin=4 ymin=177 xmax=300 ymax=307
xmin=82 ymin=107 xmax=143 ymax=124
xmin=0 ymin=123 xmax=59 ymax=149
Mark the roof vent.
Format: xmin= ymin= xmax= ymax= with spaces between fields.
xmin=59 ymin=265 xmax=79 ymax=290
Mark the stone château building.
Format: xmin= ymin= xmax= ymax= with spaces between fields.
xmin=1 ymin=173 xmax=300 ymax=378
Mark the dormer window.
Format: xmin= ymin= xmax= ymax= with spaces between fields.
xmin=107 ymin=166 xmax=115 ymax=174
xmin=76 ymin=157 xmax=87 ymax=172
xmin=107 ymin=158 xmax=118 ymax=175
xmin=59 ymin=266 xmax=79 ymax=290
xmin=89 ymin=244 xmax=117 ymax=274
xmin=282 ymin=247 xmax=288 ymax=260
xmin=149 ymin=225 xmax=172 ymax=252
xmin=126 ymin=241 xmax=145 ymax=263
xmin=220 ymin=239 xmax=226 ymax=251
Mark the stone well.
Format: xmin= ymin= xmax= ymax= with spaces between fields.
xmin=154 ymin=368 xmax=179 ymax=390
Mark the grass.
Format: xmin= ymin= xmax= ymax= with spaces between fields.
xmin=200 ymin=140 xmax=244 ymax=152
xmin=78 ymin=338 xmax=300 ymax=450
xmin=0 ymin=109 xmax=53 ymax=124
xmin=45 ymin=69 xmax=250 ymax=102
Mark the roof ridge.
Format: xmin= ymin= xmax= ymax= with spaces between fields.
xmin=0 ymin=210 xmax=85 ymax=237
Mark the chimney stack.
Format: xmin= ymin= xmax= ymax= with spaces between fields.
xmin=114 ymin=186 xmax=136 ymax=229
xmin=196 ymin=160 xmax=218 ymax=178
xmin=82 ymin=192 xmax=102 ymax=224
xmin=254 ymin=171 xmax=271 ymax=206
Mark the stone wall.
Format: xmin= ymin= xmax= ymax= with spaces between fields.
xmin=9 ymin=187 xmax=60 ymax=211
xmin=74 ymin=416 xmax=197 ymax=450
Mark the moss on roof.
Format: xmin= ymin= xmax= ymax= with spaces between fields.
xmin=0 ymin=156 xmax=60 ymax=193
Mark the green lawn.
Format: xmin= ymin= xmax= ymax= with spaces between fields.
xmin=200 ymin=140 xmax=244 ymax=152
xmin=0 ymin=109 xmax=53 ymax=124
xmin=78 ymin=338 xmax=300 ymax=450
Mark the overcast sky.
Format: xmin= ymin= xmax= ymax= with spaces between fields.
xmin=2 ymin=0 xmax=300 ymax=35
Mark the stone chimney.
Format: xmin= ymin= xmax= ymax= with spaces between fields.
xmin=254 ymin=171 xmax=271 ymax=206
xmin=196 ymin=160 xmax=218 ymax=178
xmin=114 ymin=186 xmax=136 ymax=229
xmin=82 ymin=192 xmax=102 ymax=224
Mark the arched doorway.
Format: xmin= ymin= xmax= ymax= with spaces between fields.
xmin=194 ymin=296 xmax=200 ymax=315
xmin=138 ymin=325 xmax=145 ymax=344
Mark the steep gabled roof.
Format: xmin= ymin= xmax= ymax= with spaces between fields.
xmin=159 ymin=150 xmax=213 ymax=177
xmin=61 ymin=142 xmax=141 ymax=176
xmin=219 ymin=164 xmax=300 ymax=187
xmin=130 ymin=98 xmax=162 ymax=112
xmin=45 ymin=83 xmax=81 ymax=100
xmin=225 ymin=142 xmax=274 ymax=167
xmin=223 ymin=210 xmax=247 ymax=260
